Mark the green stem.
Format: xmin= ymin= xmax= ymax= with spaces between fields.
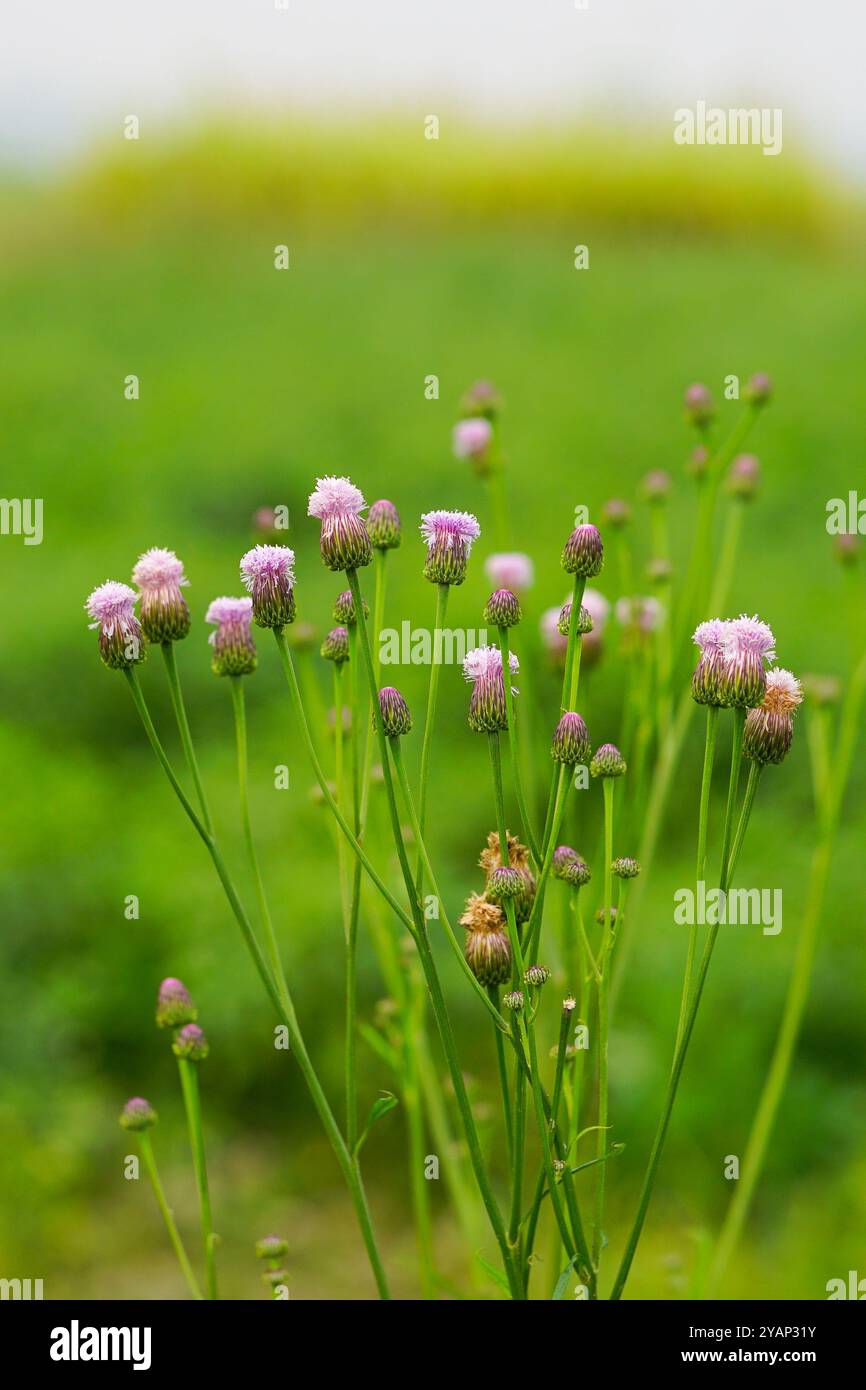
xmin=161 ymin=642 xmax=213 ymax=834
xmin=499 ymin=625 xmax=541 ymax=865
xmin=415 ymin=583 xmax=450 ymax=893
xmin=674 ymin=705 xmax=719 ymax=1054
xmin=507 ymin=1011 xmax=526 ymax=1249
xmin=490 ymin=984 xmax=513 ymax=1169
xmin=136 ymin=1131 xmax=203 ymax=1300
xmin=346 ymin=570 xmax=522 ymax=1298
xmin=719 ymin=707 xmax=746 ymax=887
xmin=124 ymin=667 xmax=391 ymax=1299
xmin=177 ymin=1056 xmax=218 ymax=1300
xmin=610 ymin=761 xmax=762 ymax=1300
xmin=593 ymin=778 xmax=615 ymax=1271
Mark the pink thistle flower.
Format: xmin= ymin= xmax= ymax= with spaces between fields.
xmin=240 ymin=544 xmax=296 ymax=629
xmin=453 ymin=417 xmax=493 ymax=460
xmin=720 ymin=614 xmax=776 ymax=708
xmin=156 ymin=977 xmax=197 ymax=1029
xmin=484 ymin=552 xmax=534 ymax=592
xmin=420 ymin=509 xmax=481 ymax=586
xmin=132 ymin=547 xmax=191 ymax=644
xmin=206 ymin=596 xmax=257 ymax=677
xmin=85 ymin=580 xmax=145 ymax=670
xmin=307 ymin=476 xmax=372 ymax=572
xmin=462 ymin=644 xmax=519 ymax=733
xmin=691 ymin=618 xmax=732 ymax=706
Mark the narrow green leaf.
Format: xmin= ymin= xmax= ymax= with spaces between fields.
xmin=353 ymin=1090 xmax=399 ymax=1157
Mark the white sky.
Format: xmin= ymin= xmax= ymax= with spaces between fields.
xmin=2 ymin=0 xmax=865 ymax=173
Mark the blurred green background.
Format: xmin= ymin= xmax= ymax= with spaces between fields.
xmin=1 ymin=120 xmax=864 ymax=1300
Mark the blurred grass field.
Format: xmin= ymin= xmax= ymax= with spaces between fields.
xmin=1 ymin=121 xmax=864 ymax=1299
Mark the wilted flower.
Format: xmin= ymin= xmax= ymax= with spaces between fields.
xmin=485 ymin=552 xmax=534 ymax=592
xmin=484 ymin=588 xmax=521 ymax=628
xmin=461 ymin=893 xmax=512 ymax=987
xmin=156 ymin=977 xmax=197 ymax=1030
xmin=590 ymin=743 xmax=627 ymax=778
xmin=119 ymin=1097 xmax=157 ymax=1131
xmin=240 ymin=545 xmax=296 ymax=629
xmin=479 ymin=831 xmax=536 ymax=924
xmin=378 ymin=686 xmax=412 ymax=737
xmin=743 ymin=668 xmax=803 ymax=765
xmin=463 ymin=645 xmax=518 ymax=733
xmin=172 ymin=1023 xmax=209 ymax=1062
xmin=562 ymin=523 xmax=604 ymax=578
xmin=86 ymin=581 xmax=145 ymax=670
xmin=308 ymin=476 xmax=372 ymax=572
xmin=551 ymin=711 xmax=591 ymax=766
xmin=366 ymin=499 xmax=402 ymax=551
xmin=206 ymin=597 xmax=257 ymax=676
xmin=684 ymin=383 xmax=715 ymax=428
xmin=133 ymin=548 xmax=191 ymax=643
xmin=420 ymin=510 xmax=481 ymax=586
xmin=321 ymin=626 xmax=350 ymax=664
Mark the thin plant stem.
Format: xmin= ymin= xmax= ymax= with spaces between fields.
xmin=123 ymin=666 xmax=391 ymax=1299
xmin=346 ymin=570 xmax=523 ymax=1298
xmin=490 ymin=983 xmax=513 ymax=1169
xmin=230 ymin=676 xmax=285 ymax=993
xmin=593 ymin=777 xmax=615 ymax=1270
xmin=610 ymin=760 xmax=763 ymax=1300
xmin=136 ymin=1131 xmax=203 ymax=1300
xmin=507 ymin=1011 xmax=526 ymax=1251
xmin=161 ymin=642 xmax=213 ymax=834
xmin=177 ymin=1056 xmax=218 ymax=1300
xmin=561 ymin=575 xmax=587 ymax=717
xmin=674 ymin=704 xmax=719 ymax=1053
xmin=499 ymin=624 xmax=541 ymax=865
xmin=415 ymin=583 xmax=449 ymax=893
xmin=344 ymin=627 xmax=362 ymax=1151
xmin=718 ymin=706 xmax=746 ymax=886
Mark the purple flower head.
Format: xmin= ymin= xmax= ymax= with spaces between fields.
xmin=684 ymin=382 xmax=715 ymax=428
xmin=366 ymin=499 xmax=402 ymax=551
xmin=463 ymin=644 xmax=519 ymax=733
xmin=420 ymin=509 xmax=481 ymax=586
xmin=132 ymin=548 xmax=191 ymax=644
xmin=156 ymin=977 xmax=197 ymax=1030
xmin=240 ymin=544 xmax=296 ymax=629
xmin=590 ymin=742 xmax=627 ymax=779
xmin=486 ymin=866 xmax=525 ymax=903
xmin=172 ymin=1022 xmax=209 ymax=1062
xmin=691 ymin=618 xmax=732 ymax=706
xmin=484 ymin=552 xmax=534 ymax=592
xmin=86 ymin=581 xmax=145 ymax=670
xmin=321 ymin=625 xmax=350 ymax=664
xmin=745 ymin=372 xmax=773 ymax=406
xmin=744 ymin=667 xmax=802 ymax=765
xmin=562 ymin=523 xmax=604 ymax=578
xmin=119 ymin=1096 xmax=157 ymax=1132
xmin=206 ymin=596 xmax=257 ymax=677
xmin=719 ymin=614 xmax=776 ymax=708
xmin=308 ymin=476 xmax=372 ymax=572
xmin=453 ymin=417 xmax=492 ymax=461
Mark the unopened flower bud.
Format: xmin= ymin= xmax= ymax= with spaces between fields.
xmin=524 ymin=964 xmax=550 ymax=988
xmin=484 ymin=588 xmax=521 ymax=628
xmin=558 ymin=601 xmax=593 ymax=637
xmin=172 ymin=1023 xmax=209 ymax=1061
xmin=156 ymin=977 xmax=197 ymax=1029
xmin=595 ymin=906 xmax=618 ymax=928
xmin=601 ymin=498 xmax=631 ymax=529
xmin=612 ymin=856 xmax=641 ymax=879
xmin=552 ymin=846 xmax=591 ymax=887
xmin=378 ymin=686 xmax=412 ymax=736
xmin=321 ymin=626 xmax=350 ymax=664
xmin=487 ymin=866 xmax=524 ymax=902
xmin=366 ymin=499 xmax=402 ymax=551
xmin=726 ymin=454 xmax=760 ymax=500
xmin=120 ymin=1097 xmax=157 ymax=1131
xmin=256 ymin=1235 xmax=289 ymax=1261
xmin=641 ymin=470 xmax=671 ymax=503
xmin=262 ymin=1268 xmax=289 ymax=1288
xmin=562 ymin=524 xmax=604 ymax=578
xmin=503 ymin=990 xmax=524 ymax=1012
xmin=551 ymin=711 xmax=591 ymax=766
xmin=687 ymin=445 xmax=710 ymax=479
xmin=834 ymin=532 xmax=861 ymax=566
xmin=333 ymin=589 xmax=369 ymax=626
xmin=744 ymin=372 xmax=772 ymax=406
xmin=590 ymin=743 xmax=626 ymax=778
xmin=684 ymin=383 xmax=715 ymax=428
xmin=460 ymin=379 xmax=502 ymax=420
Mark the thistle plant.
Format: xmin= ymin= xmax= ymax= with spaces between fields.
xmin=86 ymin=370 xmax=856 ymax=1302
